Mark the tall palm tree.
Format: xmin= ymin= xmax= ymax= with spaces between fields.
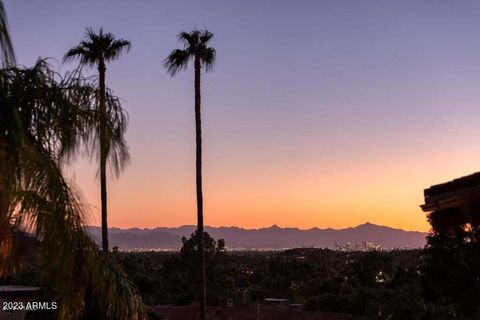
xmin=0 ymin=9 xmax=140 ymax=318
xmin=0 ymin=1 xmax=15 ymax=258
xmin=0 ymin=60 xmax=142 ymax=319
xmin=0 ymin=0 xmax=15 ymax=65
xmin=164 ymin=29 xmax=216 ymax=320
xmin=64 ymin=28 xmax=131 ymax=252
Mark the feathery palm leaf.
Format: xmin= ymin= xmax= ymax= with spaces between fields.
xmin=78 ymin=81 xmax=130 ymax=178
xmin=0 ymin=60 xmax=143 ymax=319
xmin=64 ymin=28 xmax=131 ymax=67
xmin=0 ymin=1 xmax=14 ymax=65
xmin=164 ymin=29 xmax=216 ymax=76
xmin=64 ymin=27 xmax=131 ymax=252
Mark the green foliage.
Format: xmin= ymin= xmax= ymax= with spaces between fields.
xmin=422 ymin=227 xmax=480 ymax=318
xmin=180 ymin=231 xmax=227 ymax=306
xmin=119 ymin=247 xmax=430 ymax=318
xmin=163 ymin=29 xmax=216 ymax=76
xmin=115 ymin=232 xmax=228 ymax=307
xmin=0 ymin=61 xmax=143 ymax=319
xmin=179 ymin=231 xmax=226 ymax=268
xmin=115 ymin=226 xmax=480 ymax=320
xmin=64 ymin=27 xmax=131 ymax=179
xmin=64 ymin=28 xmax=131 ymax=68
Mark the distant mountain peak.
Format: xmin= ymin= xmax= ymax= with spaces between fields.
xmin=357 ymin=222 xmax=375 ymax=228
xmin=85 ymin=222 xmax=427 ymax=250
xmin=355 ymin=222 xmax=386 ymax=229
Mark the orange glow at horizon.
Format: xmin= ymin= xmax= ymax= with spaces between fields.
xmin=67 ymin=130 xmax=480 ymax=233
xmin=9 ymin=0 xmax=480 ymax=235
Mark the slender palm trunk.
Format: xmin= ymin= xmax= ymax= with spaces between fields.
xmin=98 ymin=60 xmax=109 ymax=252
xmin=0 ymin=141 xmax=8 ymax=223
xmin=194 ymin=56 xmax=206 ymax=320
xmin=0 ymin=140 xmax=10 ymax=227
xmin=0 ymin=175 xmax=9 ymax=249
xmin=0 ymin=140 xmax=12 ymax=276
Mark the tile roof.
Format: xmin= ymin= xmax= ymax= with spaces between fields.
xmin=424 ymin=171 xmax=480 ymax=200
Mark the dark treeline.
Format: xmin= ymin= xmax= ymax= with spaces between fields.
xmin=119 ymin=248 xmax=423 ymax=319
xmin=101 ymin=230 xmax=471 ymax=320
xmin=2 ymin=2 xmax=480 ymax=319
xmin=8 ymin=229 xmax=480 ymax=319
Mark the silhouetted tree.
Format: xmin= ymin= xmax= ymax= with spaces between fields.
xmin=180 ymin=231 xmax=226 ymax=284
xmin=181 ymin=231 xmax=226 ymax=305
xmin=0 ymin=60 xmax=142 ymax=319
xmin=164 ymin=29 xmax=216 ymax=320
xmin=422 ymin=227 xmax=480 ymax=317
xmin=64 ymin=28 xmax=131 ymax=252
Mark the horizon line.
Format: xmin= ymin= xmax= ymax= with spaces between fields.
xmin=85 ymin=221 xmax=429 ymax=233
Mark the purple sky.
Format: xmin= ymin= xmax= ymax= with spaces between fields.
xmin=6 ymin=1 xmax=480 ymax=231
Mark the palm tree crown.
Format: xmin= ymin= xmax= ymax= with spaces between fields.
xmin=64 ymin=27 xmax=131 ymax=252
xmin=63 ymin=27 xmax=131 ymax=178
xmin=64 ymin=27 xmax=130 ymax=68
xmin=0 ymin=60 xmax=142 ymax=319
xmin=164 ymin=30 xmax=216 ymax=75
xmin=164 ymin=29 xmax=215 ymax=320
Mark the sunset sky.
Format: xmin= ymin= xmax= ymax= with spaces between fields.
xmin=7 ymin=1 xmax=480 ymax=232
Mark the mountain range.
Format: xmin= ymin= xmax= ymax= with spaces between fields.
xmin=85 ymin=223 xmax=427 ymax=250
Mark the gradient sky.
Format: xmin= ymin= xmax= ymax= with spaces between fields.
xmin=6 ymin=0 xmax=480 ymax=232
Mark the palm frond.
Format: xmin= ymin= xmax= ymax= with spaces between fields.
xmin=81 ymin=87 xmax=130 ymax=178
xmin=63 ymin=44 xmax=97 ymax=67
xmin=199 ymin=30 xmax=214 ymax=45
xmin=0 ymin=1 xmax=15 ymax=65
xmin=201 ymin=47 xmax=216 ymax=72
xmin=178 ymin=31 xmax=198 ymax=48
xmin=64 ymin=28 xmax=131 ymax=179
xmin=104 ymin=39 xmax=131 ymax=62
xmin=165 ymin=29 xmax=216 ymax=75
xmin=64 ymin=27 xmax=131 ymax=66
xmin=0 ymin=61 xmax=143 ymax=320
xmin=164 ymin=49 xmax=191 ymax=76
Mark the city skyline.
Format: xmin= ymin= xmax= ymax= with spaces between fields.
xmin=7 ymin=0 xmax=480 ymax=232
